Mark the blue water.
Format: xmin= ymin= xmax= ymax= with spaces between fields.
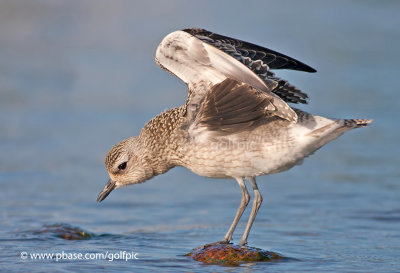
xmin=0 ymin=1 xmax=399 ymax=272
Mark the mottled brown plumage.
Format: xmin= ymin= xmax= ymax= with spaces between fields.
xmin=97 ymin=28 xmax=372 ymax=246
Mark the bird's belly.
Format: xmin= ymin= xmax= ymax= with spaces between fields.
xmin=181 ymin=141 xmax=302 ymax=179
xmin=177 ymin=114 xmax=344 ymax=179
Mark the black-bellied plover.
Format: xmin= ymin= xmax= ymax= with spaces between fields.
xmin=97 ymin=28 xmax=372 ymax=246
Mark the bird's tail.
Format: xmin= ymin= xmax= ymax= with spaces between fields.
xmin=344 ymin=119 xmax=373 ymax=128
xmin=304 ymin=118 xmax=373 ymax=153
xmin=291 ymin=112 xmax=373 ymax=162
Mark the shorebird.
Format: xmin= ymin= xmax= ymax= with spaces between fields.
xmin=97 ymin=28 xmax=372 ymax=246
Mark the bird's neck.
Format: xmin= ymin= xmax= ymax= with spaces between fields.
xmin=139 ymin=106 xmax=186 ymax=176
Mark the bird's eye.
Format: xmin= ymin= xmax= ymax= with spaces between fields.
xmin=118 ymin=162 xmax=127 ymax=170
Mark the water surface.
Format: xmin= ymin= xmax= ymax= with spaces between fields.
xmin=0 ymin=1 xmax=399 ymax=272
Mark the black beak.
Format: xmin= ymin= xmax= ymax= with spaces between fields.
xmin=97 ymin=179 xmax=117 ymax=203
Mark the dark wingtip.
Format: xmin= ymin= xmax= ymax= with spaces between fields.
xmin=287 ymin=59 xmax=317 ymax=73
xmin=306 ymin=66 xmax=317 ymax=73
xmin=183 ymin=28 xmax=317 ymax=73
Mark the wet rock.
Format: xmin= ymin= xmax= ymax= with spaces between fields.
xmin=187 ymin=242 xmax=285 ymax=265
xmin=38 ymin=224 xmax=93 ymax=240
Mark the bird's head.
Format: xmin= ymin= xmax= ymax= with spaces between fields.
xmin=97 ymin=136 xmax=153 ymax=202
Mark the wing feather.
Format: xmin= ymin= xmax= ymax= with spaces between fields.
xmin=155 ymin=30 xmax=299 ymax=123
xmin=183 ymin=28 xmax=315 ymax=104
xmin=192 ymin=78 xmax=291 ymax=135
xmin=183 ymin=28 xmax=316 ymax=72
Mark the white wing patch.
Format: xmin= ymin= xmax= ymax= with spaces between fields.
xmin=155 ymin=31 xmax=225 ymax=87
xmin=155 ymin=30 xmax=297 ymax=123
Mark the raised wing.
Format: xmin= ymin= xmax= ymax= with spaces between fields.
xmin=183 ymin=28 xmax=316 ymax=104
xmin=155 ymin=29 xmax=300 ymax=123
xmin=155 ymin=30 xmax=269 ymax=93
xmin=183 ymin=28 xmax=316 ymax=72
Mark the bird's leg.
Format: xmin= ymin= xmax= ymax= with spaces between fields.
xmin=238 ymin=177 xmax=263 ymax=246
xmin=221 ymin=177 xmax=250 ymax=243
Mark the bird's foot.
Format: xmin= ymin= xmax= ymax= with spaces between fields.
xmin=209 ymin=239 xmax=231 ymax=245
xmin=193 ymin=240 xmax=231 ymax=250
